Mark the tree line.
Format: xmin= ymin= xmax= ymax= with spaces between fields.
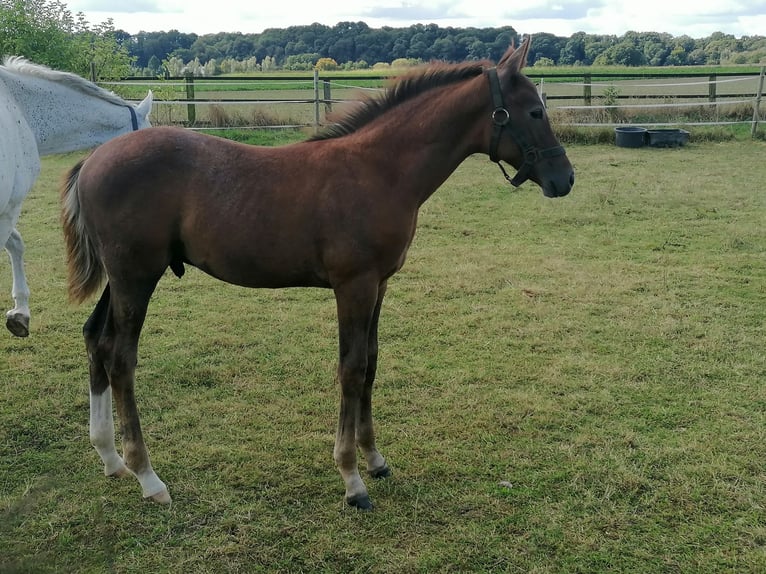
xmin=129 ymin=24 xmax=766 ymax=75
xmin=1 ymin=0 xmax=765 ymax=79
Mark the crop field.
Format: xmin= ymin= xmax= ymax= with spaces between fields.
xmin=1 ymin=138 xmax=766 ymax=572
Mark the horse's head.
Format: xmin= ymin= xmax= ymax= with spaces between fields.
xmin=485 ymin=38 xmax=574 ymax=198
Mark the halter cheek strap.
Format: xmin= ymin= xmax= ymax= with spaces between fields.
xmin=484 ymin=67 xmax=566 ymax=187
xmin=128 ymin=105 xmax=139 ymax=131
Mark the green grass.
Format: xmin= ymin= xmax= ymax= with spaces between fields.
xmin=194 ymin=127 xmax=309 ymax=146
xmin=2 ymin=140 xmax=766 ymax=572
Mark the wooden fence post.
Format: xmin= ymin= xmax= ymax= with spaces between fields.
xmin=708 ymin=74 xmax=716 ymax=102
xmin=583 ymin=74 xmax=591 ymax=106
xmin=185 ymin=74 xmax=196 ymax=125
xmin=752 ymin=66 xmax=765 ymax=138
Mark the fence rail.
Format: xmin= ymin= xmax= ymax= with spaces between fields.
xmin=103 ymin=68 xmax=765 ymax=135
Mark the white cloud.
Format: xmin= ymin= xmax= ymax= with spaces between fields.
xmin=66 ymin=0 xmax=762 ymax=37
xmin=71 ymin=0 xmax=167 ymax=13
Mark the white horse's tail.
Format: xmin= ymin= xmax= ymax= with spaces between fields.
xmin=60 ymin=158 xmax=105 ymax=303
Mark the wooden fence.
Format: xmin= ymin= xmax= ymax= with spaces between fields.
xmin=105 ymin=68 xmax=766 ymax=135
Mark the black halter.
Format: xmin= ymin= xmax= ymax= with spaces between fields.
xmin=484 ymin=67 xmax=566 ymax=187
xmin=128 ymin=105 xmax=139 ymax=131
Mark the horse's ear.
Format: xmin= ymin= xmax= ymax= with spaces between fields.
xmin=136 ymin=90 xmax=153 ymax=119
xmin=498 ymin=36 xmax=531 ymax=73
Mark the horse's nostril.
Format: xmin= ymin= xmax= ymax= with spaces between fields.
xmin=569 ymin=172 xmax=575 ymax=186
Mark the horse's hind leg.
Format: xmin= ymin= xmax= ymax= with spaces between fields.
xmin=4 ymin=229 xmax=30 ymax=337
xmin=86 ymin=286 xmax=130 ymax=478
xmin=357 ymin=281 xmax=390 ymax=480
xmin=88 ymin=281 xmax=170 ymax=504
xmin=109 ymin=282 xmax=170 ymax=504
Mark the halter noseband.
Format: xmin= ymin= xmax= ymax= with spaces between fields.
xmin=484 ymin=67 xmax=566 ymax=187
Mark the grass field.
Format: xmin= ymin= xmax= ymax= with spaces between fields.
xmin=1 ymin=139 xmax=766 ymax=572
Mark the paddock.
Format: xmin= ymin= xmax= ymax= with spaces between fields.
xmin=1 ymin=141 xmax=765 ymax=572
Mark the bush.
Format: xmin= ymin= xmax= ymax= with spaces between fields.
xmin=391 ymin=57 xmax=422 ymax=69
xmin=315 ymin=58 xmax=338 ymax=71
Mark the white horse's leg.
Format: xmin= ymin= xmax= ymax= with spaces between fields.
xmin=4 ymin=228 xmax=30 ymax=337
xmin=89 ymin=386 xmax=129 ymax=477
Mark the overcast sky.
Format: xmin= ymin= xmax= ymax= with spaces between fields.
xmin=66 ymin=0 xmax=765 ymax=38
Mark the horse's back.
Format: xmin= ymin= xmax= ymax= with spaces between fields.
xmin=76 ymin=127 xmax=337 ymax=288
xmin=81 ymin=126 xmax=237 ymax=183
xmin=77 ymin=126 xmax=287 ymax=230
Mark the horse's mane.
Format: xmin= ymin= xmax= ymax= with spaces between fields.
xmin=310 ymin=59 xmax=490 ymax=141
xmin=1 ymin=56 xmax=129 ymax=107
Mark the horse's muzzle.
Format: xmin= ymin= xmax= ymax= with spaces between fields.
xmin=542 ymin=169 xmax=575 ymax=198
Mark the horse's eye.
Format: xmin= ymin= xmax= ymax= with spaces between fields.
xmin=531 ymin=108 xmax=544 ymax=120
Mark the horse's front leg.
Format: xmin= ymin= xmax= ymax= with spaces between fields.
xmin=333 ymin=276 xmax=382 ymax=510
xmin=4 ymin=229 xmax=31 ymax=337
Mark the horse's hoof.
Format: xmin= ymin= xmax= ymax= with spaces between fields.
xmin=107 ymin=466 xmax=130 ymax=478
xmin=368 ymin=463 xmax=392 ymax=479
xmin=145 ymin=488 xmax=172 ymax=505
xmin=5 ymin=313 xmax=29 ymax=337
xmin=346 ymin=493 xmax=374 ymax=511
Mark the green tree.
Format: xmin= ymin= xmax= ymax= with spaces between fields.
xmin=559 ymin=32 xmax=587 ymax=65
xmin=585 ymin=35 xmax=616 ymax=63
xmin=594 ymin=41 xmax=645 ymax=66
xmin=666 ymin=44 xmax=688 ymax=65
xmin=430 ymin=36 xmax=457 ymax=61
xmin=0 ymin=0 xmax=132 ymax=77
xmin=203 ymin=57 xmax=219 ymax=76
xmin=643 ymin=40 xmax=669 ymax=66
xmin=147 ymin=55 xmax=162 ymax=75
xmin=284 ymin=53 xmax=318 ymax=70
xmin=163 ymin=55 xmax=185 ymax=76
xmin=69 ymin=14 xmax=133 ymax=79
xmin=467 ymin=40 xmax=489 ymax=60
xmin=530 ymin=33 xmax=565 ymax=65
xmin=0 ymin=0 xmax=74 ymax=68
xmin=261 ymin=55 xmax=276 ymax=71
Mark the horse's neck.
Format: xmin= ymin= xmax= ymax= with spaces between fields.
xmin=356 ymin=78 xmax=488 ymax=207
xmin=0 ymin=71 xmax=130 ymax=156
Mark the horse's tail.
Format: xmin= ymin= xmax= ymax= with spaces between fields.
xmin=60 ymin=158 xmax=105 ymax=303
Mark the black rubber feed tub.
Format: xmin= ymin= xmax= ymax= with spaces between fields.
xmin=647 ymin=128 xmax=690 ymax=147
xmin=615 ymin=126 xmax=647 ymax=148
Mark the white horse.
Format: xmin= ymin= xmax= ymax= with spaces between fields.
xmin=0 ymin=56 xmax=152 ymax=337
